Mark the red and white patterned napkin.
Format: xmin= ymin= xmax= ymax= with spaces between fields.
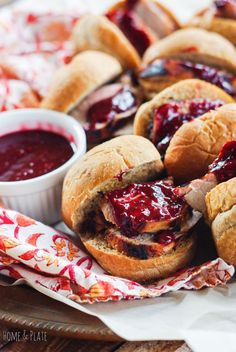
xmin=0 ymin=207 xmax=234 ymax=304
xmin=0 ymin=1 xmax=81 ymax=109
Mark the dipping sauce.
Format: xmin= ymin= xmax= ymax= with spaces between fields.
xmin=208 ymin=140 xmax=236 ymax=182
xmin=106 ymin=179 xmax=186 ymax=237
xmin=0 ymin=130 xmax=74 ymax=182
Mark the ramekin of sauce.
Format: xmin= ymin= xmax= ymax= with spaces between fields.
xmin=0 ymin=109 xmax=86 ymax=224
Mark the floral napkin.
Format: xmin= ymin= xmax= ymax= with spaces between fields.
xmin=0 ymin=207 xmax=234 ymax=304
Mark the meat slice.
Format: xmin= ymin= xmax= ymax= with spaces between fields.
xmin=105 ymin=228 xmax=176 ymax=259
xmin=133 ymin=0 xmax=177 ymax=38
xmin=105 ymin=209 xmax=201 ymax=259
xmin=71 ymin=83 xmax=140 ymax=144
xmin=177 ymin=173 xmax=218 ymax=215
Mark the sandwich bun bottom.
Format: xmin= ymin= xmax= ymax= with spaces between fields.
xmin=81 ymin=232 xmax=197 ymax=282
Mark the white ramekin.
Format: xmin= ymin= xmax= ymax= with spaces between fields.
xmin=0 ymin=109 xmax=86 ymax=224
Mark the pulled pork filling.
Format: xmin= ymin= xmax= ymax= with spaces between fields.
xmin=148 ymin=99 xmax=223 ymax=156
xmin=139 ymin=58 xmax=236 ymax=97
xmin=70 ymin=82 xmax=140 ymax=144
xmin=98 ymin=178 xmax=201 ymax=259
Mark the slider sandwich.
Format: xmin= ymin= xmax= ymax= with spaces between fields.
xmin=41 ymin=51 xmax=142 ymax=145
xmin=134 ymin=80 xmax=235 ymax=183
xmin=72 ymin=0 xmax=179 ymax=69
xmin=139 ymin=28 xmax=236 ymax=99
xmin=62 ymin=135 xmax=201 ymax=281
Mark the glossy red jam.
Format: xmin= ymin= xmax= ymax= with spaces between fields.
xmin=208 ymin=140 xmax=236 ymax=182
xmin=0 ymin=130 xmax=74 ymax=182
xmin=214 ymin=0 xmax=236 ymax=19
xmin=151 ymin=99 xmax=223 ymax=155
xmin=140 ymin=59 xmax=236 ymax=96
xmin=155 ymin=230 xmax=175 ymax=245
xmin=106 ymin=179 xmax=186 ymax=236
xmin=86 ymin=86 xmax=137 ymax=131
xmin=106 ymin=8 xmax=152 ymax=56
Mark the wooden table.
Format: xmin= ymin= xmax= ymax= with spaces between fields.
xmin=0 ymin=326 xmax=192 ymax=351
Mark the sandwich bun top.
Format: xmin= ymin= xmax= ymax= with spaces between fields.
xmin=41 ymin=50 xmax=122 ymax=113
xmin=205 ymin=178 xmax=236 ymax=265
xmin=62 ymin=135 xmax=164 ymax=230
xmin=143 ymin=28 xmax=236 ymax=73
xmin=71 ymin=14 xmax=141 ymax=69
xmin=206 ymin=177 xmax=236 ymax=223
xmin=165 ymin=104 xmax=236 ymax=184
xmin=134 ymin=79 xmax=234 ymax=137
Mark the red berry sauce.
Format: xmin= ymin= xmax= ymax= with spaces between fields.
xmin=151 ymin=99 xmax=223 ymax=155
xmin=106 ymin=7 xmax=152 ymax=56
xmin=140 ymin=59 xmax=236 ymax=96
xmin=208 ymin=140 xmax=236 ymax=182
xmin=155 ymin=230 xmax=175 ymax=245
xmin=0 ymin=130 xmax=74 ymax=182
xmin=86 ymin=86 xmax=137 ymax=131
xmin=106 ymin=179 xmax=186 ymax=236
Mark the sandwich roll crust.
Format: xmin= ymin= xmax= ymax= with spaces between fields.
xmin=206 ymin=178 xmax=236 ymax=265
xmin=188 ymin=0 xmax=236 ymax=47
xmin=41 ymin=51 xmax=122 ymax=113
xmin=133 ymin=79 xmax=233 ymax=156
xmin=143 ymin=28 xmax=236 ymax=68
xmin=72 ymin=14 xmax=141 ymax=69
xmin=165 ymin=104 xmax=236 ymax=184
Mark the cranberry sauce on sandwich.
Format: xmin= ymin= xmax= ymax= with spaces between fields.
xmin=208 ymin=140 xmax=236 ymax=182
xmin=106 ymin=0 xmax=178 ymax=56
xmin=179 ymin=141 xmax=236 ymax=214
xmin=149 ymin=98 xmax=223 ymax=156
xmin=140 ymin=59 xmax=236 ymax=98
xmin=99 ymin=177 xmax=201 ymax=259
xmin=71 ymin=78 xmax=140 ymax=145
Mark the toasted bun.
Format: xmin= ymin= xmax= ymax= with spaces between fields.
xmin=41 ymin=51 xmax=122 ymax=113
xmin=143 ymin=28 xmax=236 ymax=73
xmin=206 ymin=178 xmax=236 ymax=265
xmin=165 ymin=104 xmax=236 ymax=184
xmin=81 ymin=233 xmax=196 ymax=282
xmin=188 ymin=15 xmax=236 ymax=47
xmin=71 ymin=14 xmax=141 ymax=69
xmin=134 ymin=79 xmax=234 ymax=137
xmin=62 ymin=135 xmax=164 ymax=230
